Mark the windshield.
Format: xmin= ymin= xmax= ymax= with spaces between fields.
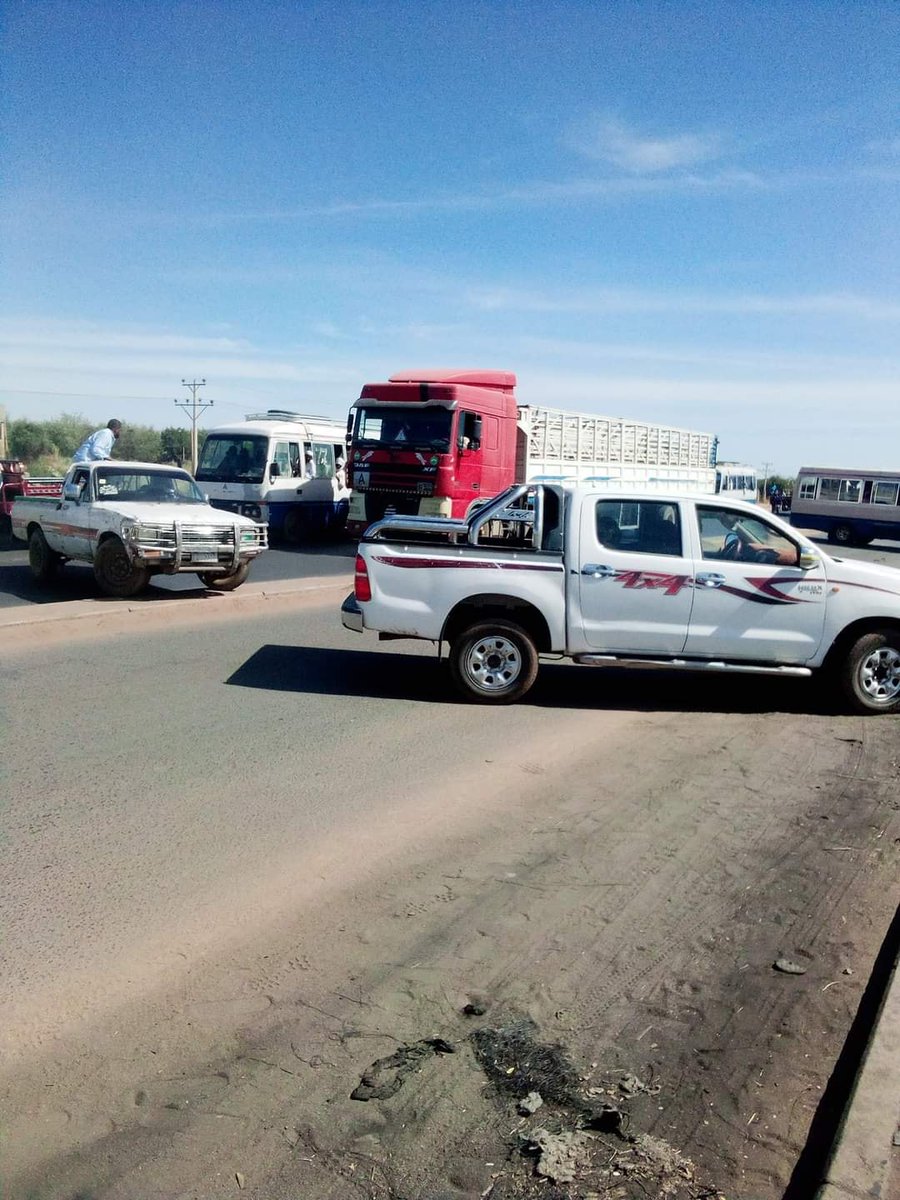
xmin=196 ymin=434 xmax=269 ymax=483
xmin=353 ymin=406 xmax=452 ymax=452
xmin=93 ymin=468 xmax=205 ymax=504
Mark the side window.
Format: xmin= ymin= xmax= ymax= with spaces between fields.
xmin=798 ymin=477 xmax=817 ymax=500
xmin=698 ymin=506 xmax=798 ymax=565
xmin=312 ymin=442 xmax=334 ymax=478
xmin=873 ymin=481 xmax=900 ymax=505
xmin=288 ymin=442 xmax=301 ymax=477
xmin=839 ymin=479 xmax=862 ymax=503
xmin=595 ymin=500 xmax=682 ymax=556
xmin=72 ymin=469 xmax=90 ymax=500
xmin=273 ymin=441 xmax=292 ymax=476
xmin=460 ymin=411 xmax=482 ymax=450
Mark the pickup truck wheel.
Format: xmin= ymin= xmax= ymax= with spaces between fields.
xmin=28 ymin=528 xmax=61 ymax=582
xmin=449 ymin=620 xmax=539 ymax=704
xmin=199 ymin=562 xmax=250 ymax=591
xmin=93 ymin=537 xmax=150 ymax=598
xmin=840 ymin=630 xmax=900 ymax=714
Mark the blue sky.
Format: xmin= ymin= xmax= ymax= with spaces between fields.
xmin=2 ymin=0 xmax=898 ymax=475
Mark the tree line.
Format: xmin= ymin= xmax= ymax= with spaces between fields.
xmin=6 ymin=414 xmax=207 ymax=473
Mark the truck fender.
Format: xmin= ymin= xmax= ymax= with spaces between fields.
xmin=441 ymin=594 xmax=552 ymax=653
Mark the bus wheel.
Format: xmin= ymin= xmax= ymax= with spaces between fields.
xmin=283 ymin=508 xmax=305 ymax=544
xmin=829 ymin=524 xmax=853 ymax=546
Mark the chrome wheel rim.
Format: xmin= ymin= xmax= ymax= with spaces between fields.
xmin=858 ymin=646 xmax=900 ymax=705
xmin=465 ymin=635 xmax=522 ymax=692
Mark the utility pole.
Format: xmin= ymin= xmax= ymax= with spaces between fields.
xmin=760 ymin=461 xmax=772 ymax=503
xmin=174 ymin=379 xmax=213 ymax=474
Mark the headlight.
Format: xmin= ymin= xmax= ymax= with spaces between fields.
xmin=126 ymin=523 xmax=175 ymax=544
xmin=242 ymin=503 xmax=262 ymax=519
xmin=240 ymin=528 xmax=259 ymax=544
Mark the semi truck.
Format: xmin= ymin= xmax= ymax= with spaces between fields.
xmin=345 ymin=369 xmax=718 ymax=536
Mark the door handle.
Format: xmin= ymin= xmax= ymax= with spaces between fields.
xmin=695 ymin=572 xmax=725 ymax=588
xmin=581 ymin=563 xmax=618 ymax=578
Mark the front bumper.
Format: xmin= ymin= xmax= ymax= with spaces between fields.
xmin=341 ymin=592 xmax=364 ymax=633
xmin=125 ymin=520 xmax=268 ymax=571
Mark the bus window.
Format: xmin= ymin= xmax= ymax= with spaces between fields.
xmin=874 ymin=481 xmax=900 ymax=505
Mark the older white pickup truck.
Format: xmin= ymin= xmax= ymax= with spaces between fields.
xmin=12 ymin=460 xmax=268 ymax=597
xmin=342 ymin=482 xmax=900 ymax=714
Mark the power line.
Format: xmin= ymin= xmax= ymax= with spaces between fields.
xmin=4 ymin=388 xmax=177 ymax=401
xmin=4 ymin=387 xmax=248 ymax=411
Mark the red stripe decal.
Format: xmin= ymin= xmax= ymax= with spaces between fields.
xmin=372 ymin=555 xmax=563 ymax=572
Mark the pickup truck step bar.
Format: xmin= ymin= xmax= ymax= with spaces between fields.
xmin=572 ymin=654 xmax=812 ymax=677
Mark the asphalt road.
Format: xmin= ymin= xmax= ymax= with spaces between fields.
xmin=1 ymin=526 xmax=898 ymax=609
xmin=0 ymin=530 xmax=355 ymax=607
xmin=2 ymin=587 xmax=899 ymax=1199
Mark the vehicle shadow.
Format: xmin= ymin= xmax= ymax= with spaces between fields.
xmin=0 ymin=559 xmax=212 ymax=605
xmin=227 ymin=644 xmax=844 ymax=716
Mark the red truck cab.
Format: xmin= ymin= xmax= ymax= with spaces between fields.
xmin=346 ymin=370 xmax=517 ymax=535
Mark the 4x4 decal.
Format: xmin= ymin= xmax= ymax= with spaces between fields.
xmin=609 ymin=568 xmax=813 ymax=605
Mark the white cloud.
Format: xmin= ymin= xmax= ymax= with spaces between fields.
xmin=568 ymin=115 xmax=723 ymax=173
xmin=466 ymin=284 xmax=900 ymax=323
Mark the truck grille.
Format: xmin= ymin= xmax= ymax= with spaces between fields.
xmin=180 ymin=524 xmax=236 ymax=546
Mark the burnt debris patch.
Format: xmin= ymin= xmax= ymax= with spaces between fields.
xmin=350 ymin=1036 xmax=456 ymax=1101
xmin=470 ymin=1018 xmax=581 ymax=1106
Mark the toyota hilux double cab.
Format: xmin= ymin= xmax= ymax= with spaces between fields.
xmin=342 ymin=483 xmax=900 ymax=714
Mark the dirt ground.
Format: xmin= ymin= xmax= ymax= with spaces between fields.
xmin=4 ymin=669 xmax=899 ymax=1200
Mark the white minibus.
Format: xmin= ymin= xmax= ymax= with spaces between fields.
xmin=196 ymin=411 xmax=349 ymax=541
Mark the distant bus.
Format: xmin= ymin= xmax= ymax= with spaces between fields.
xmin=715 ymin=462 xmax=758 ymax=503
xmin=196 ymin=411 xmax=350 ymax=541
xmin=789 ymin=466 xmax=900 ymax=546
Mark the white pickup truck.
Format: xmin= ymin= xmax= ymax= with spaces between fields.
xmin=12 ymin=460 xmax=268 ymax=598
xmin=342 ymin=482 xmax=900 ymax=714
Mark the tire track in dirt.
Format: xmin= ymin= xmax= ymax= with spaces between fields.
xmin=7 ymin=706 xmax=899 ymax=1200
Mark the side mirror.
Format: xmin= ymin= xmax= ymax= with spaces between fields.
xmin=63 ymin=482 xmax=81 ymax=501
xmin=269 ymin=462 xmax=281 ymax=479
xmin=798 ymin=547 xmax=820 ymax=571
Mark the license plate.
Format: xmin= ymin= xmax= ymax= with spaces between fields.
xmin=192 ymin=553 xmax=219 ymax=564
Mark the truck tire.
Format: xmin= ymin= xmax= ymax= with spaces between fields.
xmin=449 ymin=619 xmax=539 ymax=704
xmin=28 ymin=527 xmax=61 ymax=582
xmin=840 ymin=629 xmax=900 ymax=714
xmin=199 ymin=562 xmax=250 ymax=591
xmin=93 ymin=537 xmax=150 ymax=598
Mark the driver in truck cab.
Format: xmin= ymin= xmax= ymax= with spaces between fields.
xmin=718 ymin=511 xmax=796 ymax=564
